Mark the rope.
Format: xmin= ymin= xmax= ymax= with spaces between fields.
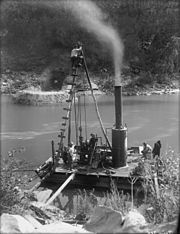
xmin=78 ymin=96 xmax=82 ymax=141
xmin=74 ymin=92 xmax=78 ymax=145
xmin=83 ymin=93 xmax=87 ymax=140
xmin=82 ymin=49 xmax=112 ymax=150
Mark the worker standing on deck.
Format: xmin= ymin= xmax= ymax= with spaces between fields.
xmin=70 ymin=42 xmax=83 ymax=69
xmin=152 ymin=140 xmax=161 ymax=158
xmin=67 ymin=142 xmax=74 ymax=170
xmin=88 ymin=133 xmax=98 ymax=164
xmin=89 ymin=133 xmax=97 ymax=150
xmin=141 ymin=142 xmax=152 ymax=160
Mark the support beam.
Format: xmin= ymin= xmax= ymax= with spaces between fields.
xmin=44 ymin=172 xmax=76 ymax=206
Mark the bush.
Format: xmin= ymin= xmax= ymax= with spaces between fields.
xmin=131 ymin=149 xmax=179 ymax=224
xmin=0 ymin=157 xmax=34 ymax=215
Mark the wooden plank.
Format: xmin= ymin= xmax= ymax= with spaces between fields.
xmin=44 ymin=172 xmax=76 ymax=206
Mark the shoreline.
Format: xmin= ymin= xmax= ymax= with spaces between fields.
xmin=1 ymin=70 xmax=179 ymax=105
xmin=5 ymin=86 xmax=179 ymax=106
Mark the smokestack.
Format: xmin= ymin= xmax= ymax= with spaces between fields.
xmin=112 ymin=76 xmax=127 ymax=168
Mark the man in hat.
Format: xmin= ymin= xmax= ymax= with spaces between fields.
xmin=89 ymin=133 xmax=97 ymax=150
xmin=70 ymin=42 xmax=83 ymax=69
xmin=88 ymin=133 xmax=98 ymax=164
xmin=152 ymin=140 xmax=161 ymax=158
xmin=67 ymin=142 xmax=75 ymax=170
xmin=141 ymin=142 xmax=152 ymax=160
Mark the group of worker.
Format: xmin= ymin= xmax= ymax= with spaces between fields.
xmin=64 ymin=139 xmax=161 ymax=168
xmin=62 ymin=133 xmax=97 ymax=170
xmin=70 ymin=42 xmax=162 ymax=165
xmin=141 ymin=140 xmax=161 ymax=160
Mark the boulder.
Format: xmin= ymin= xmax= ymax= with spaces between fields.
xmin=122 ymin=209 xmax=147 ymax=228
xmin=0 ymin=213 xmax=35 ymax=233
xmin=150 ymin=220 xmax=178 ymax=234
xmin=32 ymin=221 xmax=91 ymax=233
xmin=84 ymin=206 xmax=148 ymax=233
xmin=24 ymin=215 xmax=43 ymax=229
xmin=33 ymin=189 xmax=53 ymax=203
xmin=84 ymin=206 xmax=123 ymax=233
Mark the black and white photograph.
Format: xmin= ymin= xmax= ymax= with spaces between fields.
xmin=1 ymin=0 xmax=179 ymax=233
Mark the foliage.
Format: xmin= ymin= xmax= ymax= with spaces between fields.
xmin=100 ymin=181 xmax=130 ymax=216
xmin=1 ymin=0 xmax=179 ymax=88
xmin=73 ymin=149 xmax=179 ymax=224
xmin=96 ymin=75 xmax=114 ymax=93
xmin=131 ymin=149 xmax=179 ymax=224
xmin=75 ymin=189 xmax=98 ymax=219
xmin=71 ymin=181 xmax=131 ymax=220
xmin=0 ymin=157 xmax=34 ymax=215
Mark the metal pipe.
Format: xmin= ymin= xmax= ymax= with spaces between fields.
xmin=51 ymin=140 xmax=55 ymax=166
xmin=114 ymin=85 xmax=123 ymax=129
xmin=112 ymin=81 xmax=127 ymax=168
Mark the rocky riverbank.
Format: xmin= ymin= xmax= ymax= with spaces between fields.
xmin=11 ymin=88 xmax=70 ymax=105
xmin=1 ymin=151 xmax=179 ymax=233
xmin=1 ymin=201 xmax=178 ymax=233
xmin=1 ymin=71 xmax=179 ymax=105
xmin=7 ymin=85 xmax=180 ymax=106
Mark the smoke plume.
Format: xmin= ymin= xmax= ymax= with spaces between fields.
xmin=30 ymin=0 xmax=124 ymax=84
xmin=65 ymin=0 xmax=124 ymax=85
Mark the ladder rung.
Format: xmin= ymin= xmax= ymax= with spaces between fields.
xmin=72 ymin=74 xmax=78 ymax=76
xmin=62 ymin=116 xmax=69 ymax=120
xmin=77 ymin=89 xmax=87 ymax=92
xmin=63 ymin=108 xmax=71 ymax=111
xmin=60 ymin=129 xmax=65 ymax=132
xmin=67 ymin=82 xmax=76 ymax=86
xmin=62 ymin=123 xmax=66 ymax=126
xmin=58 ymin=135 xmax=66 ymax=138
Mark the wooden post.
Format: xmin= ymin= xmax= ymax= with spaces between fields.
xmin=128 ymin=175 xmax=138 ymax=210
xmin=154 ymin=172 xmax=160 ymax=199
xmin=44 ymin=172 xmax=76 ymax=206
xmin=51 ymin=140 xmax=55 ymax=167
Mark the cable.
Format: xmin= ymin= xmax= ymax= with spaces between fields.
xmin=84 ymin=93 xmax=87 ymax=141
xmin=82 ymin=48 xmax=112 ymax=150
xmin=74 ymin=92 xmax=78 ymax=145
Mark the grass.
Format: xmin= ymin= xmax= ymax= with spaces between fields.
xmin=143 ymin=149 xmax=179 ymax=224
xmin=0 ymin=157 xmax=35 ymax=215
xmin=1 ymin=148 xmax=179 ymax=226
xmin=72 ymin=149 xmax=179 ymax=224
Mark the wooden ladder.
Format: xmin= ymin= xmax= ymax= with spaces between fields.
xmin=58 ymin=69 xmax=78 ymax=151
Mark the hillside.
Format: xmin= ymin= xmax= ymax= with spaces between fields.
xmin=1 ymin=0 xmax=179 ymax=91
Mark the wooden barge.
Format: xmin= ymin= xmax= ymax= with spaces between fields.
xmin=42 ymin=164 xmax=142 ymax=191
xmin=35 ymin=46 xmax=144 ymax=193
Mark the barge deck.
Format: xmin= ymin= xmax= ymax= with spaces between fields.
xmin=39 ymin=156 xmax=143 ymax=191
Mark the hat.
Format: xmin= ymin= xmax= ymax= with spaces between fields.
xmin=68 ymin=142 xmax=74 ymax=147
xmin=77 ymin=41 xmax=82 ymax=46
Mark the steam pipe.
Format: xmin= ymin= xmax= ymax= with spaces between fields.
xmin=114 ymin=85 xmax=123 ymax=129
xmin=112 ymin=80 xmax=127 ymax=168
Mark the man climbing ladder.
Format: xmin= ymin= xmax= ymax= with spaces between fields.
xmin=70 ymin=41 xmax=83 ymax=70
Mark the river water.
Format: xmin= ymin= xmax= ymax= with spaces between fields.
xmin=1 ymin=93 xmax=179 ymax=212
xmin=1 ymin=93 xmax=179 ymax=165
